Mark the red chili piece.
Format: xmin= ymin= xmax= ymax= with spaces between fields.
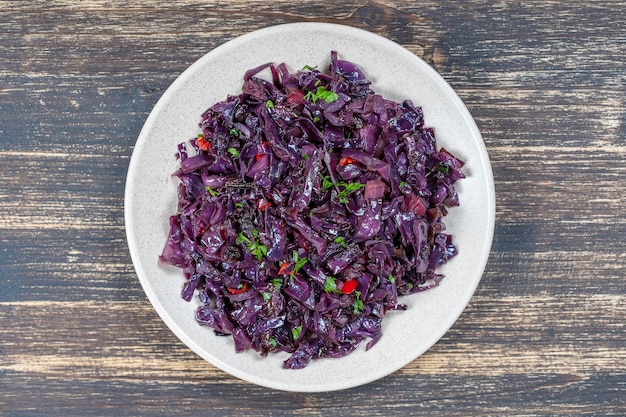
xmin=227 ymin=282 xmax=248 ymax=295
xmin=278 ymin=262 xmax=291 ymax=275
xmin=341 ymin=279 xmax=358 ymax=294
xmin=257 ymin=199 xmax=272 ymax=211
xmin=196 ymin=136 xmax=210 ymax=151
xmin=338 ymin=157 xmax=356 ymax=167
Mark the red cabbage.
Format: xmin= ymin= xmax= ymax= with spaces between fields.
xmin=160 ymin=52 xmax=465 ymax=369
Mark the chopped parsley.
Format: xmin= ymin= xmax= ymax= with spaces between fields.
xmin=204 ymin=186 xmax=219 ymax=197
xmin=304 ymin=86 xmax=339 ymax=104
xmin=324 ymin=276 xmax=337 ymax=293
xmin=269 ymin=337 xmax=278 ymax=348
xmin=249 ymin=241 xmax=267 ymax=261
xmin=352 ymin=291 xmax=364 ymax=314
xmin=320 ymin=174 xmax=335 ymax=192
xmin=236 ymin=233 xmax=251 ymax=245
xmin=333 ymin=236 xmax=347 ymax=248
xmin=291 ymin=325 xmax=302 ymax=340
xmin=271 ymin=278 xmax=282 ymax=291
xmin=319 ymin=175 xmax=366 ymax=203
xmin=292 ymin=251 xmax=308 ymax=274
xmin=237 ymin=231 xmax=267 ymax=261
xmin=336 ymin=182 xmax=366 ymax=203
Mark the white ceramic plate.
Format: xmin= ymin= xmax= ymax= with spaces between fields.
xmin=125 ymin=22 xmax=495 ymax=392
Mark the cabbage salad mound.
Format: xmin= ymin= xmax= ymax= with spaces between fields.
xmin=160 ymin=51 xmax=465 ymax=369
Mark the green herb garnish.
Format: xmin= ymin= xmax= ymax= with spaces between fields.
xmin=229 ymin=128 xmax=239 ymax=137
xmin=292 ymin=251 xmax=308 ymax=274
xmin=324 ymin=276 xmax=337 ymax=293
xmin=336 ymin=182 xmax=366 ymax=204
xmin=227 ymin=147 xmax=240 ymax=157
xmin=204 ymin=186 xmax=219 ymax=197
xmin=320 ymin=174 xmax=335 ymax=192
xmin=333 ymin=236 xmax=347 ymax=248
xmin=319 ymin=175 xmax=366 ymax=203
xmin=269 ymin=337 xmax=278 ymax=348
xmin=436 ymin=163 xmax=449 ymax=173
xmin=304 ymin=86 xmax=339 ymax=104
xmin=266 ymin=99 xmax=274 ymax=108
xmin=237 ymin=231 xmax=267 ymax=261
xmin=291 ymin=325 xmax=302 ymax=340
xmin=352 ymin=291 xmax=364 ymax=314
xmin=301 ymin=64 xmax=318 ymax=71
xmin=236 ymin=233 xmax=251 ymax=245
xmin=249 ymin=241 xmax=267 ymax=261
xmin=271 ymin=278 xmax=282 ymax=291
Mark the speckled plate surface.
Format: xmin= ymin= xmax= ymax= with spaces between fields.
xmin=125 ymin=22 xmax=495 ymax=392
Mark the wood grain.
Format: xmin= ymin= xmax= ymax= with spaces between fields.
xmin=1 ymin=0 xmax=625 ymax=415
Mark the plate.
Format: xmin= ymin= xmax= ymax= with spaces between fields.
xmin=125 ymin=22 xmax=495 ymax=392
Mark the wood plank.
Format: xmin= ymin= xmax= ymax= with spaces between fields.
xmin=1 ymin=372 xmax=624 ymax=416
xmin=1 ymin=298 xmax=624 ymax=414
xmin=1 ymin=296 xmax=624 ymax=377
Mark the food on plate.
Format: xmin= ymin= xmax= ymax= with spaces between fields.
xmin=160 ymin=52 xmax=465 ymax=369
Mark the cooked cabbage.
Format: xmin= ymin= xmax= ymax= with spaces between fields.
xmin=160 ymin=52 xmax=465 ymax=369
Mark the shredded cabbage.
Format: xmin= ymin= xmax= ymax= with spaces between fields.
xmin=160 ymin=52 xmax=465 ymax=369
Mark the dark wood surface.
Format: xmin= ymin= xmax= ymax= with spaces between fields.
xmin=1 ymin=1 xmax=624 ymax=416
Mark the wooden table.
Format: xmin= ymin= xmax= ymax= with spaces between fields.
xmin=1 ymin=1 xmax=624 ymax=415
